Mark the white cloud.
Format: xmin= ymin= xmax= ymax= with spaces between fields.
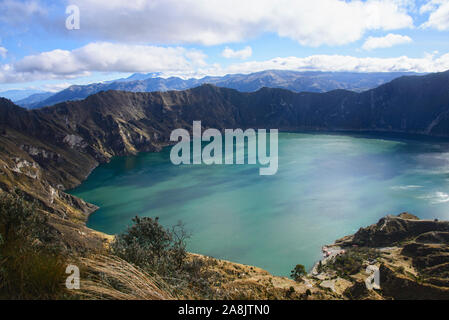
xmin=4 ymin=42 xmax=449 ymax=83
xmin=42 ymin=82 xmax=72 ymax=92
xmin=362 ymin=33 xmax=412 ymax=50
xmin=221 ymin=46 xmax=252 ymax=59
xmin=420 ymin=0 xmax=449 ymax=30
xmin=0 ymin=47 xmax=7 ymax=59
xmin=200 ymin=53 xmax=449 ymax=76
xmin=0 ymin=42 xmax=207 ymax=83
xmin=68 ymin=0 xmax=413 ymax=47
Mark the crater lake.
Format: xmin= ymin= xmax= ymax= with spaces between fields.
xmin=70 ymin=132 xmax=449 ymax=276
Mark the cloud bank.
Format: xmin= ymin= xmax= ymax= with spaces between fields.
xmin=0 ymin=42 xmax=207 ymax=83
xmin=3 ymin=42 xmax=449 ymax=83
xmin=68 ymin=0 xmax=413 ymax=46
xmin=213 ymin=53 xmax=449 ymax=75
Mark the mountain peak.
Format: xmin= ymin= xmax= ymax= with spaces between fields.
xmin=125 ymin=72 xmax=164 ymax=82
xmin=24 ymin=70 xmax=422 ymax=109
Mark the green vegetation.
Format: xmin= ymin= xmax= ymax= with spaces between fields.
xmin=290 ymin=264 xmax=306 ymax=282
xmin=327 ymin=248 xmax=380 ymax=278
xmin=0 ymin=191 xmax=67 ymax=299
xmin=286 ymin=286 xmax=295 ymax=298
xmin=111 ymin=216 xmax=188 ymax=274
xmin=111 ymin=216 xmax=222 ymax=298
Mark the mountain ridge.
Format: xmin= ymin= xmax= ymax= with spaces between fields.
xmin=22 ymin=70 xmax=420 ymax=109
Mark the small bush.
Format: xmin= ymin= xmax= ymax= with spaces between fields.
xmin=111 ymin=216 xmax=227 ymax=298
xmin=111 ymin=216 xmax=188 ymax=275
xmin=329 ymin=247 xmax=380 ymax=277
xmin=0 ymin=191 xmax=56 ymax=244
xmin=286 ymin=286 xmax=295 ymax=298
xmin=290 ymin=264 xmax=306 ymax=282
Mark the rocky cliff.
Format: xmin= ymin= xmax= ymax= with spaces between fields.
xmin=312 ymin=213 xmax=449 ymax=300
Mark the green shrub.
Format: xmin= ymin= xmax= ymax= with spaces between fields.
xmin=111 ymin=216 xmax=226 ymax=298
xmin=111 ymin=216 xmax=188 ymax=275
xmin=329 ymin=247 xmax=380 ymax=277
xmin=290 ymin=264 xmax=306 ymax=282
xmin=286 ymin=286 xmax=295 ymax=298
xmin=0 ymin=191 xmax=56 ymax=244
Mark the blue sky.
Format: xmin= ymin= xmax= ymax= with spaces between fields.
xmin=1 ymin=0 xmax=449 ymax=92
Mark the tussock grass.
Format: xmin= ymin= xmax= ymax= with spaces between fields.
xmin=78 ymin=255 xmax=174 ymax=300
xmin=0 ymin=191 xmax=68 ymax=299
xmin=0 ymin=242 xmax=67 ymax=299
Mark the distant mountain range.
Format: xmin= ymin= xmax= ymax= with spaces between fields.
xmin=16 ymin=70 xmax=419 ymax=109
xmin=15 ymin=92 xmax=54 ymax=106
xmin=0 ymin=89 xmax=51 ymax=102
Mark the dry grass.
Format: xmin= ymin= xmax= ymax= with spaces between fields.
xmin=78 ymin=255 xmax=175 ymax=300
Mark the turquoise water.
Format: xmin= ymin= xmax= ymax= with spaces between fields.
xmin=70 ymin=133 xmax=449 ymax=276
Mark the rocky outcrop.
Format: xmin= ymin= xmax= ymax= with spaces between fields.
xmin=322 ymin=213 xmax=449 ymax=300
xmin=337 ymin=213 xmax=449 ymax=247
xmin=380 ymin=264 xmax=449 ymax=300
